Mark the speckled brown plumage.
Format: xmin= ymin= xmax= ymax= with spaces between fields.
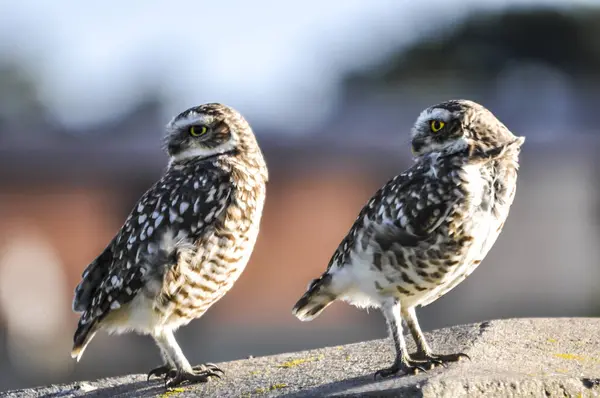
xmin=293 ymin=99 xmax=524 ymax=378
xmin=71 ymin=103 xmax=268 ymax=387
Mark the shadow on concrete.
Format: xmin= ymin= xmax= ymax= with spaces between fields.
xmin=279 ymin=373 xmax=419 ymax=398
xmin=54 ymin=380 xmax=165 ymax=398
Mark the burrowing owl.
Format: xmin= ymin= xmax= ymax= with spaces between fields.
xmin=293 ymin=100 xmax=524 ymax=377
xmin=71 ymin=103 xmax=268 ymax=387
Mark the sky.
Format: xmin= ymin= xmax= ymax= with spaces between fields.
xmin=0 ymin=0 xmax=596 ymax=132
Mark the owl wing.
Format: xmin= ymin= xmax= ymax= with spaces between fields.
xmin=328 ymin=157 xmax=458 ymax=269
xmin=72 ymin=163 xmax=233 ymax=325
xmin=369 ymin=167 xmax=459 ymax=250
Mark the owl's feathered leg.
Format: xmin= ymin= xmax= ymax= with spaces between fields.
xmin=374 ymin=299 xmax=428 ymax=379
xmin=403 ymin=307 xmax=470 ymax=365
xmin=147 ymin=336 xmax=176 ymax=380
xmin=152 ymin=329 xmax=222 ymax=388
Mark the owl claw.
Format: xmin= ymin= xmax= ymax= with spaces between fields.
xmin=164 ymin=366 xmax=222 ymax=388
xmin=411 ymin=351 xmax=470 ymax=367
xmin=147 ymin=364 xmax=172 ymax=381
xmin=373 ymin=351 xmax=469 ymax=379
xmin=193 ymin=363 xmax=224 ymax=374
xmin=374 ymin=357 xmax=428 ymax=379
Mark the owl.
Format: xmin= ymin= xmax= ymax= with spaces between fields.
xmin=71 ymin=103 xmax=268 ymax=387
xmin=293 ymin=99 xmax=524 ymax=377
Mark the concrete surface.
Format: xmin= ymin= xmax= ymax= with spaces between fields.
xmin=2 ymin=318 xmax=599 ymax=397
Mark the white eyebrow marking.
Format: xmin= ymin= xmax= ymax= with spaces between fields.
xmin=427 ymin=108 xmax=456 ymax=122
xmin=166 ymin=113 xmax=214 ymax=134
xmin=411 ymin=107 xmax=460 ymax=138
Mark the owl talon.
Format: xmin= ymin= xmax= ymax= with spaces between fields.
xmin=147 ymin=364 xmax=172 ymax=381
xmin=411 ymin=352 xmax=470 ymax=367
xmin=193 ymin=363 xmax=224 ymax=374
xmin=426 ymin=359 xmax=443 ymax=369
xmin=164 ymin=368 xmax=221 ymax=388
xmin=374 ymin=358 xmax=427 ymax=379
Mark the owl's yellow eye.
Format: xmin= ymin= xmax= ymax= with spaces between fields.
xmin=189 ymin=125 xmax=208 ymax=137
xmin=430 ymin=120 xmax=445 ymax=132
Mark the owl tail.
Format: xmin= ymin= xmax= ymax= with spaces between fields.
xmin=71 ymin=316 xmax=99 ymax=362
xmin=292 ymin=273 xmax=336 ymax=321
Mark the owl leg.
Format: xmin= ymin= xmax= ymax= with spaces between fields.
xmin=147 ymin=336 xmax=176 ymax=380
xmin=403 ymin=307 xmax=470 ymax=365
xmin=154 ymin=329 xmax=222 ymax=388
xmin=147 ymin=334 xmax=222 ymax=380
xmin=374 ymin=299 xmax=428 ymax=379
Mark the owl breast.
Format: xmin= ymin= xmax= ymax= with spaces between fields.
xmin=412 ymin=158 xmax=518 ymax=307
xmin=157 ymin=172 xmax=267 ymax=329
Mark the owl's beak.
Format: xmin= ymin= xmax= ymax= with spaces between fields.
xmin=411 ymin=139 xmax=424 ymax=156
xmin=514 ymin=136 xmax=526 ymax=147
xmin=168 ymin=142 xmax=182 ymax=155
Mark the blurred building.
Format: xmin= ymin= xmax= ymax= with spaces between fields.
xmin=0 ymin=4 xmax=599 ymax=392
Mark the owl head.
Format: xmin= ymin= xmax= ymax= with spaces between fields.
xmin=410 ymin=100 xmax=525 ymax=158
xmin=164 ymin=103 xmax=259 ymax=163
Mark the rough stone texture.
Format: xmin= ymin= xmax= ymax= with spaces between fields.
xmin=3 ymin=318 xmax=599 ymax=397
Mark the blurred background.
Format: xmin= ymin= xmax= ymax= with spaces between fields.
xmin=0 ymin=0 xmax=599 ymax=392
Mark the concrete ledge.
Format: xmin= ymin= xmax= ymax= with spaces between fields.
xmin=4 ymin=318 xmax=600 ymax=397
